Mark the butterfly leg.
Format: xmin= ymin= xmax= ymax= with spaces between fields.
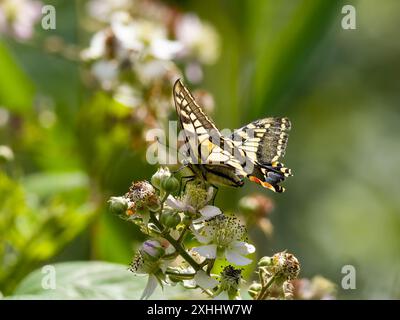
xmin=172 ymin=162 xmax=189 ymax=175
xmin=179 ymin=175 xmax=196 ymax=194
xmin=210 ymin=185 xmax=219 ymax=205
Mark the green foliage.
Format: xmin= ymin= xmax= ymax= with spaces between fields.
xmin=9 ymin=261 xmax=195 ymax=299
xmin=0 ymin=42 xmax=34 ymax=112
xmin=0 ymin=172 xmax=95 ymax=295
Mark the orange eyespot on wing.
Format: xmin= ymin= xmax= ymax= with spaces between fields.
xmin=249 ymin=175 xmax=285 ymax=193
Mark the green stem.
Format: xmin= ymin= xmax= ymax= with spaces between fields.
xmin=166 ymin=270 xmax=196 ymax=279
xmin=177 ymin=224 xmax=189 ymax=243
xmin=206 ymin=259 xmax=215 ymax=275
xmin=256 ymin=275 xmax=277 ymax=300
xmin=150 ymin=212 xmax=201 ymax=271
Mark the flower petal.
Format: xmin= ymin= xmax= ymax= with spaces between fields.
xmin=165 ymin=195 xmax=186 ymax=211
xmin=199 ymin=205 xmax=221 ymax=218
xmin=150 ymin=39 xmax=183 ymax=60
xmin=190 ymin=225 xmax=211 ymax=244
xmin=191 ymin=230 xmax=209 ymax=244
xmin=231 ymin=241 xmax=256 ymax=255
xmin=213 ymin=291 xmax=229 ymax=300
xmin=140 ymin=275 xmax=159 ymax=300
xmin=225 ymin=248 xmax=253 ymax=266
xmin=192 ymin=244 xmax=217 ymax=259
xmin=194 ymin=270 xmax=218 ymax=290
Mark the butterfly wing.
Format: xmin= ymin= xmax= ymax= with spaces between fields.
xmin=173 ymin=79 xmax=292 ymax=192
xmin=231 ymin=117 xmax=292 ymax=192
xmin=173 ymin=79 xmax=245 ymax=174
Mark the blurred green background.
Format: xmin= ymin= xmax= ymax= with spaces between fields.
xmin=1 ymin=0 xmax=400 ymax=299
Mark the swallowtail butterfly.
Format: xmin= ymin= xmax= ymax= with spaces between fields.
xmin=173 ymin=79 xmax=292 ymax=193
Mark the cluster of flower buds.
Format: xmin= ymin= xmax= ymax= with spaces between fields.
xmin=248 ymin=251 xmax=301 ymax=300
xmin=108 ymin=167 xmax=256 ymax=299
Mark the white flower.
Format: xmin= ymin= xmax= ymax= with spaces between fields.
xmin=192 ymin=215 xmax=255 ymax=266
xmin=110 ymin=12 xmax=146 ymax=52
xmin=86 ymin=0 xmax=132 ymax=22
xmin=114 ymin=84 xmax=143 ymax=108
xmin=81 ymin=30 xmax=110 ymax=61
xmin=0 ymin=0 xmax=42 ymax=40
xmin=175 ymin=14 xmax=220 ymax=64
xmin=194 ymin=270 xmax=218 ymax=289
xmin=91 ymin=59 xmax=119 ymax=90
xmin=165 ymin=183 xmax=216 ymax=215
xmin=141 ymin=274 xmax=159 ymax=300
xmin=150 ymin=38 xmax=183 ymax=60
xmin=182 ymin=270 xmax=218 ymax=290
xmin=129 ymin=241 xmax=168 ymax=300
xmin=134 ymin=59 xmax=176 ymax=85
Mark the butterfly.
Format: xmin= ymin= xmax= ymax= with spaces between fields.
xmin=173 ymin=79 xmax=292 ymax=193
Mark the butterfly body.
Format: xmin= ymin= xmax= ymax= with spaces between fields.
xmin=173 ymin=79 xmax=292 ymax=193
xmin=190 ymin=164 xmax=245 ymax=188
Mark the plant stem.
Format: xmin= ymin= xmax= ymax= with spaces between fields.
xmin=150 ymin=212 xmax=201 ymax=271
xmin=206 ymin=259 xmax=215 ymax=275
xmin=165 ymin=270 xmax=196 ymax=279
xmin=177 ymin=224 xmax=189 ymax=243
xmin=256 ymin=275 xmax=277 ymax=300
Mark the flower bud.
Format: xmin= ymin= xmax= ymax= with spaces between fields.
xmin=108 ymin=196 xmax=129 ymax=215
xmin=248 ymin=283 xmax=262 ymax=298
xmin=161 ymin=176 xmax=180 ymax=194
xmin=258 ymin=256 xmax=273 ymax=267
xmin=141 ymin=240 xmax=165 ymax=261
xmin=151 ymin=167 xmax=171 ymax=190
xmin=182 ymin=215 xmax=192 ymax=226
xmin=160 ymin=210 xmax=181 ymax=228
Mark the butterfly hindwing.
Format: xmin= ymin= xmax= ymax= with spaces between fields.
xmin=231 ymin=117 xmax=291 ymax=163
xmin=230 ymin=118 xmax=292 ymax=192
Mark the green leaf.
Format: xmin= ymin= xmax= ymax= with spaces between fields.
xmin=22 ymin=171 xmax=89 ymax=198
xmin=246 ymin=0 xmax=342 ymax=119
xmin=0 ymin=41 xmax=34 ymax=112
xmin=9 ymin=261 xmax=200 ymax=300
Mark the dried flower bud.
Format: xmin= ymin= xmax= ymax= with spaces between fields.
xmin=108 ymin=196 xmax=129 ymax=215
xmin=126 ymin=180 xmax=159 ymax=210
xmin=271 ymin=251 xmax=300 ymax=280
xmin=151 ymin=167 xmax=171 ymax=189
